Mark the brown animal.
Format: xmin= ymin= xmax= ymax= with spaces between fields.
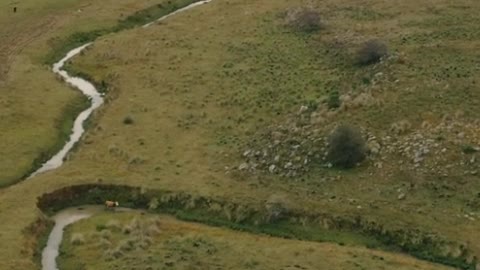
xmin=105 ymin=200 xmax=119 ymax=209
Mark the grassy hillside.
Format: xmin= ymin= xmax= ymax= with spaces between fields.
xmin=58 ymin=211 xmax=455 ymax=270
xmin=0 ymin=0 xmax=170 ymax=186
xmin=0 ymin=0 xmax=479 ymax=269
xmin=59 ymin=0 xmax=480 ymax=260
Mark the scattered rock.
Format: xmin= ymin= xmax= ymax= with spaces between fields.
xmin=390 ymin=120 xmax=412 ymax=135
xmin=298 ymin=105 xmax=309 ymax=115
xmin=368 ymin=140 xmax=381 ymax=155
xmin=238 ymin=163 xmax=249 ymax=171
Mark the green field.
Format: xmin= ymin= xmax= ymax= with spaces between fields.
xmin=0 ymin=0 xmax=167 ymax=186
xmin=58 ymin=211 xmax=455 ymax=270
xmin=0 ymin=0 xmax=479 ymax=269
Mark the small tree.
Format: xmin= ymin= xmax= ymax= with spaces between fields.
xmin=286 ymin=8 xmax=324 ymax=32
xmin=123 ymin=115 xmax=134 ymax=125
xmin=326 ymin=125 xmax=366 ymax=168
xmin=356 ymin=40 xmax=388 ymax=66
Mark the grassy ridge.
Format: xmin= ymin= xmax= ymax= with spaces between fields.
xmin=44 ymin=0 xmax=202 ymax=65
xmin=58 ymin=212 xmax=456 ymax=270
xmin=37 ymin=184 xmax=476 ymax=269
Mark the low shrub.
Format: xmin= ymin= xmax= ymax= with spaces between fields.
xmin=356 ymin=40 xmax=388 ymax=66
xmin=286 ymin=7 xmax=324 ymax=32
xmin=95 ymin=224 xmax=107 ymax=231
xmin=462 ymin=145 xmax=478 ymax=154
xmin=327 ymin=90 xmax=341 ymax=109
xmin=105 ymin=219 xmax=121 ymax=231
xmin=70 ymin=233 xmax=86 ymax=245
xmin=123 ymin=116 xmax=134 ymax=125
xmin=326 ymin=125 xmax=367 ymax=168
xmin=99 ymin=229 xmax=112 ymax=240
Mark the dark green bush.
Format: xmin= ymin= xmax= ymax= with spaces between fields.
xmin=356 ymin=40 xmax=388 ymax=66
xmin=326 ymin=125 xmax=366 ymax=168
xmin=123 ymin=116 xmax=134 ymax=125
xmin=461 ymin=144 xmax=478 ymax=154
xmin=327 ymin=90 xmax=341 ymax=109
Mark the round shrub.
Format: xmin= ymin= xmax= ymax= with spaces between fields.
xmin=70 ymin=233 xmax=86 ymax=245
xmin=356 ymin=40 xmax=388 ymax=66
xmin=123 ymin=115 xmax=134 ymax=125
xmin=326 ymin=125 xmax=366 ymax=168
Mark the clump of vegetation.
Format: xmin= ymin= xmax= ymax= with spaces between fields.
xmin=123 ymin=115 xmax=134 ymax=125
xmin=356 ymin=40 xmax=388 ymax=66
xmin=148 ymin=197 xmax=159 ymax=210
xmin=390 ymin=120 xmax=412 ymax=135
xmin=99 ymin=229 xmax=112 ymax=240
xmin=103 ymin=247 xmax=124 ymax=261
xmin=286 ymin=7 xmax=324 ymax=32
xmin=461 ymin=144 xmax=478 ymax=154
xmin=70 ymin=233 xmax=86 ymax=245
xmin=265 ymin=194 xmax=289 ymax=222
xmin=128 ymin=156 xmax=145 ymax=165
xmin=94 ymin=238 xmax=112 ymax=249
xmin=95 ymin=224 xmax=107 ymax=231
xmin=326 ymin=125 xmax=367 ymax=168
xmin=146 ymin=224 xmax=161 ymax=236
xmin=327 ymin=90 xmax=341 ymax=109
xmin=105 ymin=219 xmax=121 ymax=231
xmin=118 ymin=238 xmax=136 ymax=252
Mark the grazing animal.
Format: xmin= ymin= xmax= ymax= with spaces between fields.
xmin=13 ymin=7 xmax=17 ymax=13
xmin=105 ymin=200 xmax=119 ymax=209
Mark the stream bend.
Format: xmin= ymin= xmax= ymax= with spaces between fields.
xmin=29 ymin=0 xmax=211 ymax=178
xmin=39 ymin=1 xmax=213 ymax=268
xmin=30 ymin=43 xmax=104 ymax=178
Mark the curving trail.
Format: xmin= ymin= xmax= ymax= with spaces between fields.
xmin=39 ymin=1 xmax=212 ymax=269
xmin=29 ymin=0 xmax=211 ymax=179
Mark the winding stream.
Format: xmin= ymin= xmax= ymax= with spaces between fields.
xmin=30 ymin=0 xmax=211 ymax=179
xmin=41 ymin=207 xmax=95 ymax=270
xmin=42 ymin=206 xmax=136 ymax=270
xmin=40 ymin=1 xmax=212 ymax=269
xmin=30 ymin=43 xmax=103 ymax=178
